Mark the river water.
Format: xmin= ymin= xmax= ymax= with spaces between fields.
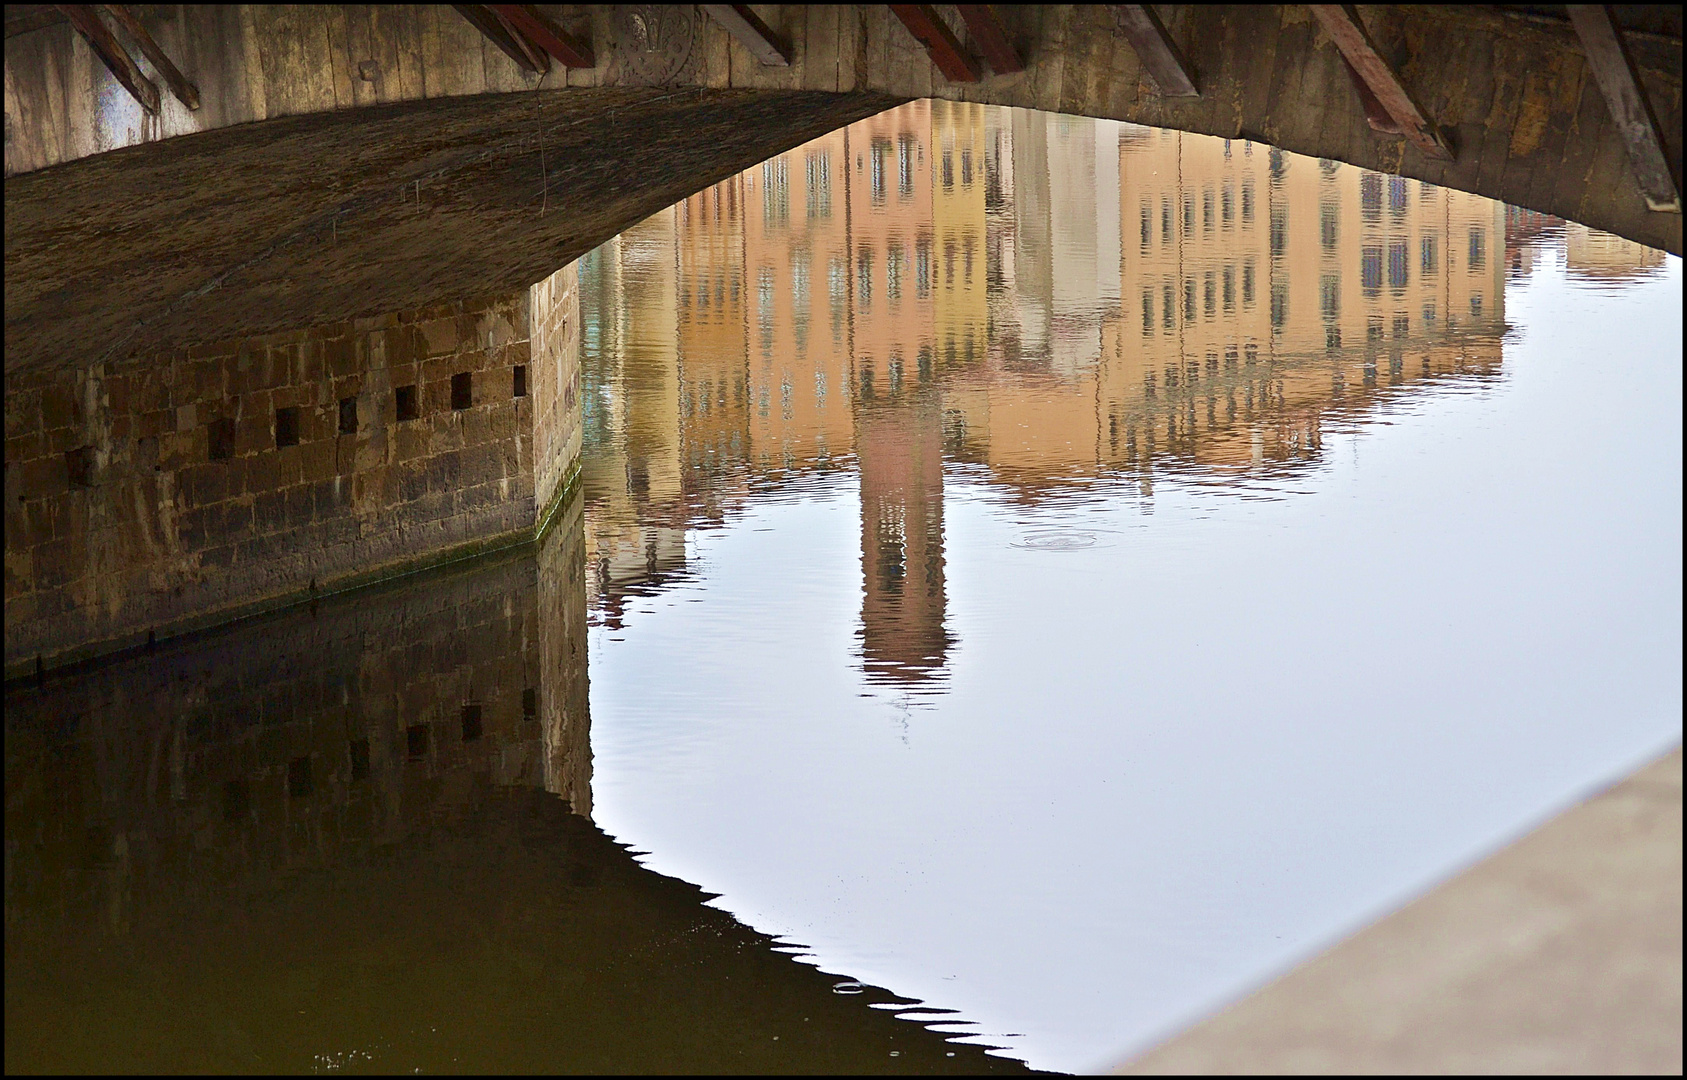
xmin=5 ymin=103 xmax=1679 ymax=1073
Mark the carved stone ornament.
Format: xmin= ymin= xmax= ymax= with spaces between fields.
xmin=612 ymin=5 xmax=697 ymax=85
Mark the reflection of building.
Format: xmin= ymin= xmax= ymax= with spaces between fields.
xmin=579 ymin=217 xmax=688 ymax=627
xmin=1564 ymin=220 xmax=1666 ymax=280
xmin=573 ymin=105 xmax=1644 ymax=694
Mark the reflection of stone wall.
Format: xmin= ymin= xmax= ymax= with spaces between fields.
xmin=538 ymin=491 xmax=591 ymax=813
xmin=3 ymin=538 xmax=557 ymax=910
xmin=4 ymin=293 xmax=536 ymax=674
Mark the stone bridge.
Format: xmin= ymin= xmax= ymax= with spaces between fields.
xmin=4 ymin=4 xmax=1681 ymax=674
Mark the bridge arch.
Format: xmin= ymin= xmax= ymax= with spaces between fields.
xmin=6 ymin=5 xmax=1680 ymax=375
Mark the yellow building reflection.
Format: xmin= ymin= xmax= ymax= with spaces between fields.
xmin=578 ymin=103 xmax=1661 ymax=691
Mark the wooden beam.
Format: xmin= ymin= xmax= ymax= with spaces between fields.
xmin=100 ymin=4 xmax=198 ymax=110
xmin=1566 ymin=5 xmax=1681 ymax=213
xmin=486 ymin=4 xmax=594 ymax=69
xmin=700 ymin=5 xmax=790 ymax=67
xmin=53 ymin=4 xmax=159 ymax=114
xmin=1308 ymin=5 xmax=1453 ymax=161
xmin=453 ymin=4 xmax=547 ymax=74
xmin=1112 ymin=5 xmax=1198 ymax=98
xmin=1341 ymin=55 xmax=1398 ymax=134
xmin=889 ymin=5 xmax=981 ymax=84
xmin=955 ymin=5 xmax=1021 ymax=75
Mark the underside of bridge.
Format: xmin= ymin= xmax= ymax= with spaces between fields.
xmin=3 ymin=4 xmax=1681 ymax=673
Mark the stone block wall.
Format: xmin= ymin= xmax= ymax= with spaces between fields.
xmin=531 ymin=261 xmax=583 ymax=533
xmin=4 ymin=291 xmax=538 ymax=673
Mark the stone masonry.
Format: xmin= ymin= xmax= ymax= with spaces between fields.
xmin=3 ymin=288 xmax=564 ymax=675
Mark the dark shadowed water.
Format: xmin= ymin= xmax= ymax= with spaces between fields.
xmin=6 ymin=103 xmax=1680 ymax=1074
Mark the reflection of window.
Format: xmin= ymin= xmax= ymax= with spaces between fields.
xmin=763 ymin=158 xmax=789 ymax=226
xmin=870 ymin=138 xmax=889 ymax=204
xmin=1271 ymin=280 xmax=1288 ymax=329
xmin=1470 ymin=293 xmax=1483 ymax=317
xmin=886 ymin=244 xmax=904 ymax=301
xmin=1243 ymin=260 xmax=1256 ymax=307
xmin=1223 ymin=265 xmax=1235 ymax=312
xmin=1320 ymin=202 xmax=1339 ymax=251
xmin=1387 ymin=241 xmax=1408 ymax=289
xmin=1361 ymin=246 xmax=1383 ymax=295
xmin=941 ymin=149 xmax=953 ymax=189
xmin=1270 ymin=205 xmax=1287 ymax=256
xmin=857 ymin=247 xmax=873 ymax=306
xmin=1468 ymin=228 xmax=1486 ymax=269
xmin=1184 ymin=277 xmax=1196 ymax=322
xmin=758 ymin=266 xmax=775 ymax=352
xmin=1393 ymin=315 xmax=1409 ymax=339
xmin=915 ymin=238 xmax=931 ymax=298
xmin=1204 ymin=271 xmax=1216 ymax=317
xmin=1141 ymin=201 xmax=1153 ymax=247
xmin=1419 ymin=179 xmax=1437 ymax=197
xmin=1162 ymin=283 xmax=1175 ymax=329
xmin=1388 ymin=176 xmax=1408 ymax=215
xmin=1422 ymin=301 xmax=1436 ymax=324
xmin=1359 ymin=172 xmax=1382 ymax=218
xmin=1203 ymin=188 xmax=1214 ymax=233
xmin=1241 ymin=181 xmax=1255 ymax=224
xmin=1421 ymin=234 xmax=1439 ymax=275
xmin=897 ymin=134 xmax=915 ymax=199
xmin=1183 ymin=193 xmax=1195 ymax=236
xmin=1320 ymin=274 xmax=1340 ymax=320
xmin=1222 ymin=183 xmax=1234 ymax=226
xmin=961 ymin=148 xmax=972 ymax=187
xmin=1142 ymin=289 xmax=1154 ymax=336
xmin=1162 ymin=196 xmax=1173 ymax=242
xmin=1326 ymin=325 xmax=1341 ymax=349
xmin=806 ymin=150 xmax=831 ymax=219
xmin=1269 ymin=147 xmax=1286 ymax=181
xmin=1320 ymin=157 xmax=1341 ymax=177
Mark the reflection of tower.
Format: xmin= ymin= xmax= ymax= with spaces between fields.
xmin=856 ymin=390 xmax=950 ymax=687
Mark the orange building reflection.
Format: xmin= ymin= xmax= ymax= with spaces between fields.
xmin=578 ymin=102 xmax=1661 ymax=693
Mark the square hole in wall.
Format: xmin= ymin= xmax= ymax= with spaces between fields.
xmin=461 ymin=703 xmax=482 ymax=742
xmin=395 ymin=385 xmax=419 ymax=422
xmin=65 ymin=446 xmax=95 ymax=488
xmin=287 ymin=755 xmax=314 ymax=798
xmin=275 ymin=406 xmax=300 ymax=448
xmin=208 ymin=418 xmax=236 ymax=461
xmin=451 ymin=371 xmax=473 ymax=411
xmin=349 ymin=737 xmax=371 ymax=781
xmin=522 ymin=687 xmax=537 ymax=720
xmin=223 ymin=778 xmax=250 ymax=822
xmin=339 ymin=396 xmax=358 ymax=436
xmin=513 ymin=365 xmax=527 ymax=398
xmin=406 ymin=723 xmax=429 ymax=759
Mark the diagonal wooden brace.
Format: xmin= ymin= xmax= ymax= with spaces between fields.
xmin=700 ymin=5 xmax=791 ymax=67
xmin=453 ymin=4 xmax=549 ymax=74
xmin=100 ymin=4 xmax=198 ymax=110
xmin=487 ymin=5 xmax=594 ymax=69
xmin=54 ymin=4 xmax=159 ymax=115
xmin=1112 ymin=5 xmax=1198 ymax=98
xmin=1567 ymin=5 xmax=1681 ymax=213
xmin=1308 ymin=5 xmax=1452 ymax=161
xmin=889 ymin=5 xmax=981 ymax=84
xmin=955 ymin=5 xmax=1022 ymax=75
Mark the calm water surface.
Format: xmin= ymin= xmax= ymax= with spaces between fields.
xmin=6 ymin=103 xmax=1680 ymax=1074
xmin=579 ymin=104 xmax=1681 ymax=1072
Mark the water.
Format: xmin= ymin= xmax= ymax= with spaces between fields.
xmin=578 ymin=104 xmax=1680 ymax=1072
xmin=5 ymin=103 xmax=1679 ymax=1073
